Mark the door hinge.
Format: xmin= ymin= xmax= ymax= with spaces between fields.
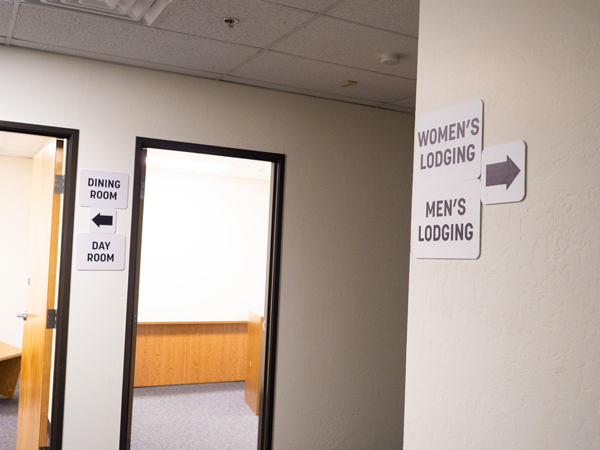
xmin=140 ymin=181 xmax=145 ymax=200
xmin=40 ymin=447 xmax=50 ymax=450
xmin=54 ymin=174 xmax=65 ymax=194
xmin=47 ymin=309 xmax=57 ymax=329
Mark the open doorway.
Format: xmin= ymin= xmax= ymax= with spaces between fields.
xmin=0 ymin=122 xmax=79 ymax=450
xmin=120 ymin=138 xmax=284 ymax=450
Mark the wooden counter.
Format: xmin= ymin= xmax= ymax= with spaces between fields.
xmin=244 ymin=312 xmax=263 ymax=415
xmin=0 ymin=341 xmax=22 ymax=398
xmin=134 ymin=321 xmax=248 ymax=387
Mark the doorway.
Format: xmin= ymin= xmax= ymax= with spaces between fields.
xmin=120 ymin=138 xmax=284 ymax=450
xmin=0 ymin=121 xmax=79 ymax=450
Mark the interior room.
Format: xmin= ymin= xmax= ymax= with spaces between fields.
xmin=130 ymin=149 xmax=272 ymax=449
xmin=0 ymin=1 xmax=416 ymax=447
xmin=2 ymin=0 xmax=600 ymax=449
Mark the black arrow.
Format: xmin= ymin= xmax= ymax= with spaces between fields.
xmin=92 ymin=213 xmax=113 ymax=227
xmin=486 ymin=155 xmax=521 ymax=189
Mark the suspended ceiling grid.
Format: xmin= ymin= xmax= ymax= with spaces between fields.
xmin=0 ymin=0 xmax=418 ymax=113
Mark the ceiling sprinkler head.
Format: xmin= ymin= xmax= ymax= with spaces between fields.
xmin=223 ymin=17 xmax=239 ymax=29
xmin=381 ymin=53 xmax=401 ymax=66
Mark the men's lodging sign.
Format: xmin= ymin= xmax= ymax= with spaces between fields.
xmin=77 ymin=169 xmax=129 ymax=271
xmin=412 ymin=179 xmax=481 ymax=259
xmin=412 ymin=100 xmax=484 ymax=260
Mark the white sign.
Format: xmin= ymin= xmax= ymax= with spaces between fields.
xmin=414 ymin=99 xmax=483 ymax=186
xmin=90 ymin=208 xmax=116 ymax=234
xmin=412 ymin=179 xmax=481 ymax=259
xmin=481 ymin=141 xmax=526 ymax=205
xmin=79 ymin=170 xmax=129 ymax=209
xmin=76 ymin=233 xmax=126 ymax=271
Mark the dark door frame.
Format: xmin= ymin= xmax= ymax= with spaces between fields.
xmin=120 ymin=137 xmax=285 ymax=450
xmin=0 ymin=119 xmax=79 ymax=450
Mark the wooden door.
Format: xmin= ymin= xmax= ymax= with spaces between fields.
xmin=16 ymin=140 xmax=64 ymax=450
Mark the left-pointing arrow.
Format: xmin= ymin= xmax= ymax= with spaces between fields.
xmin=92 ymin=213 xmax=113 ymax=227
xmin=486 ymin=155 xmax=521 ymax=189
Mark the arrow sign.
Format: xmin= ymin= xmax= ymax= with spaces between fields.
xmin=485 ymin=155 xmax=521 ymax=189
xmin=481 ymin=141 xmax=526 ymax=205
xmin=92 ymin=213 xmax=113 ymax=227
xmin=89 ymin=208 xmax=116 ymax=234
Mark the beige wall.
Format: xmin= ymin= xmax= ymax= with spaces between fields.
xmin=0 ymin=155 xmax=32 ymax=348
xmin=138 ymin=168 xmax=271 ymax=321
xmin=0 ymin=45 xmax=414 ymax=449
xmin=406 ymin=1 xmax=600 ymax=448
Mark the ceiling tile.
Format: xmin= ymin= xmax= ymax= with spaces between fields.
xmin=327 ymin=0 xmax=419 ymax=37
xmin=272 ymin=16 xmax=417 ymax=79
xmin=230 ymin=50 xmax=416 ymax=103
xmin=0 ymin=1 xmax=13 ymax=37
xmin=13 ymin=5 xmax=260 ymax=73
xmin=261 ymin=0 xmax=338 ymax=13
xmin=12 ymin=39 xmax=221 ymax=79
xmin=393 ymin=95 xmax=415 ymax=108
xmin=154 ymin=0 xmax=313 ymax=48
xmin=223 ymin=75 xmax=381 ymax=106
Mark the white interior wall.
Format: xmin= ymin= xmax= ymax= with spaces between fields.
xmin=406 ymin=1 xmax=600 ymax=449
xmin=138 ymin=167 xmax=271 ymax=322
xmin=0 ymin=46 xmax=414 ymax=449
xmin=0 ymin=155 xmax=33 ymax=348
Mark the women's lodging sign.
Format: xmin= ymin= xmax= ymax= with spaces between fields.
xmin=412 ymin=100 xmax=483 ymax=259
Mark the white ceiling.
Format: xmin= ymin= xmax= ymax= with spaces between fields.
xmin=0 ymin=0 xmax=418 ymax=113
xmin=0 ymin=131 xmax=55 ymax=158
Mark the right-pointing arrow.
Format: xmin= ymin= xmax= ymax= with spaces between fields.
xmin=92 ymin=213 xmax=113 ymax=227
xmin=486 ymin=155 xmax=521 ymax=189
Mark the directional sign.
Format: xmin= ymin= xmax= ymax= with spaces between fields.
xmin=79 ymin=170 xmax=129 ymax=209
xmin=89 ymin=208 xmax=116 ymax=234
xmin=481 ymin=141 xmax=526 ymax=205
xmin=76 ymin=233 xmax=126 ymax=271
xmin=414 ymin=99 xmax=483 ymax=186
xmin=412 ymin=179 xmax=481 ymax=259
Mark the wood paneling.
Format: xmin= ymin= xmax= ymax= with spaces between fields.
xmin=0 ymin=341 xmax=22 ymax=399
xmin=134 ymin=322 xmax=248 ymax=387
xmin=17 ymin=140 xmax=63 ymax=450
xmin=245 ymin=312 xmax=263 ymax=415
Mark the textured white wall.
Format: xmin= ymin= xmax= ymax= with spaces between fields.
xmin=138 ymin=169 xmax=270 ymax=322
xmin=0 ymin=46 xmax=413 ymax=449
xmin=0 ymin=156 xmax=32 ymax=348
xmin=406 ymin=1 xmax=600 ymax=449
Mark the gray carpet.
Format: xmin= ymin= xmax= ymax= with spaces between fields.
xmin=131 ymin=381 xmax=259 ymax=450
xmin=0 ymin=380 xmax=51 ymax=450
xmin=0 ymin=381 xmax=19 ymax=450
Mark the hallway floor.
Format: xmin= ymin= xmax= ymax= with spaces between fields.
xmin=0 ymin=381 xmax=18 ymax=450
xmin=131 ymin=381 xmax=259 ymax=450
xmin=0 ymin=380 xmax=258 ymax=450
